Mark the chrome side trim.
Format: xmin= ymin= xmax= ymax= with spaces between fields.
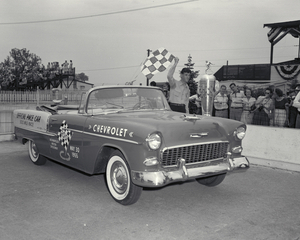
xmin=81 ymin=130 xmax=139 ymax=145
xmin=16 ymin=126 xmax=139 ymax=145
xmin=15 ymin=126 xmax=56 ymax=137
xmin=69 ymin=128 xmax=83 ymax=134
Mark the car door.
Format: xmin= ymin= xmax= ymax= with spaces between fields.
xmin=48 ymin=113 xmax=87 ymax=171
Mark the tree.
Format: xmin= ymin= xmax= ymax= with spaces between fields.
xmin=184 ymin=55 xmax=199 ymax=114
xmin=75 ymin=72 xmax=89 ymax=82
xmin=0 ymin=48 xmax=89 ymax=91
xmin=0 ymin=48 xmax=43 ymax=90
xmin=184 ymin=54 xmax=199 ymax=95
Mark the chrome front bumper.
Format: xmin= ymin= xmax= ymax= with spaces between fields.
xmin=131 ymin=155 xmax=249 ymax=187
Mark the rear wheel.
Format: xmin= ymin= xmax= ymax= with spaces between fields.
xmin=28 ymin=140 xmax=47 ymax=165
xmin=106 ymin=150 xmax=142 ymax=205
xmin=196 ymin=173 xmax=226 ymax=187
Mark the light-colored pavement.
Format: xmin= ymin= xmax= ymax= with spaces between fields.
xmin=1 ymin=141 xmax=300 ymax=240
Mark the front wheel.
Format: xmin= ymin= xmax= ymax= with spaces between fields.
xmin=106 ymin=150 xmax=142 ymax=205
xmin=196 ymin=173 xmax=226 ymax=187
xmin=28 ymin=140 xmax=47 ymax=165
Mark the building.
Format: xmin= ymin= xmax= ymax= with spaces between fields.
xmin=214 ymin=20 xmax=300 ymax=93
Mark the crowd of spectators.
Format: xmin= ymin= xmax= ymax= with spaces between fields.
xmin=0 ymin=60 xmax=74 ymax=91
xmin=186 ymin=82 xmax=300 ymax=128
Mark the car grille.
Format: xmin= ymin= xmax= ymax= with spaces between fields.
xmin=161 ymin=142 xmax=229 ymax=166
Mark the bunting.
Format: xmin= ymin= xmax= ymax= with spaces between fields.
xmin=275 ymin=65 xmax=300 ymax=80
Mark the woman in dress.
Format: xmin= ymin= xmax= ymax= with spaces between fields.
xmin=252 ymin=88 xmax=274 ymax=126
xmin=240 ymin=88 xmax=256 ymax=124
xmin=273 ymin=88 xmax=289 ymax=127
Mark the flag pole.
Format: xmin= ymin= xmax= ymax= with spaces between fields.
xmin=146 ymin=49 xmax=151 ymax=86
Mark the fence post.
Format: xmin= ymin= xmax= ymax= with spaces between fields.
xmin=37 ymin=88 xmax=39 ymax=106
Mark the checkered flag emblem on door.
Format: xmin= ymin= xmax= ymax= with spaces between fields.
xmin=58 ymin=120 xmax=72 ymax=151
xmin=141 ymin=48 xmax=175 ymax=79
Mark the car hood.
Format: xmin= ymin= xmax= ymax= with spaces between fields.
xmin=90 ymin=110 xmax=245 ymax=146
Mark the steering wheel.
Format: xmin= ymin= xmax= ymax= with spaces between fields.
xmin=132 ymin=99 xmax=152 ymax=110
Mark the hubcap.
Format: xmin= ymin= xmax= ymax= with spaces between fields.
xmin=111 ymin=162 xmax=128 ymax=194
xmin=31 ymin=142 xmax=38 ymax=159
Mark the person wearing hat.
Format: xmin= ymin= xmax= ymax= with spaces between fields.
xmin=167 ymin=57 xmax=191 ymax=113
xmin=292 ymin=84 xmax=300 ymax=128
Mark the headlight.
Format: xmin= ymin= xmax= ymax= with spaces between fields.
xmin=146 ymin=133 xmax=161 ymax=150
xmin=234 ymin=127 xmax=246 ymax=140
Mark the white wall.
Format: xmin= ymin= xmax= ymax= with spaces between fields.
xmin=242 ymin=125 xmax=300 ymax=171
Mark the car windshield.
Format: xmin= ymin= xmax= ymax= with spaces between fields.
xmin=86 ymin=87 xmax=170 ymax=114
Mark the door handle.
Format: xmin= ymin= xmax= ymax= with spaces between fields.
xmin=51 ymin=118 xmax=58 ymax=121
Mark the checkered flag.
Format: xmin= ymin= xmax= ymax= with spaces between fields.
xmin=58 ymin=120 xmax=72 ymax=152
xmin=141 ymin=47 xmax=175 ymax=79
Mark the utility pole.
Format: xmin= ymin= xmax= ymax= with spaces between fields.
xmin=146 ymin=49 xmax=151 ymax=86
xmin=298 ymin=38 xmax=300 ymax=59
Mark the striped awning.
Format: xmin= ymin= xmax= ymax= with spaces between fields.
xmin=264 ymin=20 xmax=300 ymax=43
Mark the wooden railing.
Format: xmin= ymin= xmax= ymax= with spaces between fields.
xmin=0 ymin=89 xmax=85 ymax=104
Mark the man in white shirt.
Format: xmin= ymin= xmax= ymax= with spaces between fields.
xmin=292 ymin=84 xmax=300 ymax=128
xmin=167 ymin=57 xmax=191 ymax=113
xmin=214 ymin=85 xmax=229 ymax=118
xmin=229 ymin=83 xmax=245 ymax=121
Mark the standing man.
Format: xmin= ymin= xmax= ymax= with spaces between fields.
xmin=229 ymin=83 xmax=245 ymax=121
xmin=167 ymin=57 xmax=191 ymax=113
xmin=214 ymin=85 xmax=229 ymax=118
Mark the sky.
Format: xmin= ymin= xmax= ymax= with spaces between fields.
xmin=1 ymin=0 xmax=300 ymax=87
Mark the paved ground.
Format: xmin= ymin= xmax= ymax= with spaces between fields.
xmin=1 ymin=141 xmax=300 ymax=240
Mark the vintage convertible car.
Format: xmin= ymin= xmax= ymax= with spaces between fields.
xmin=13 ymin=85 xmax=249 ymax=205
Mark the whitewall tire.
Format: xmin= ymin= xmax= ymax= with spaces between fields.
xmin=106 ymin=150 xmax=142 ymax=205
xmin=28 ymin=140 xmax=47 ymax=165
